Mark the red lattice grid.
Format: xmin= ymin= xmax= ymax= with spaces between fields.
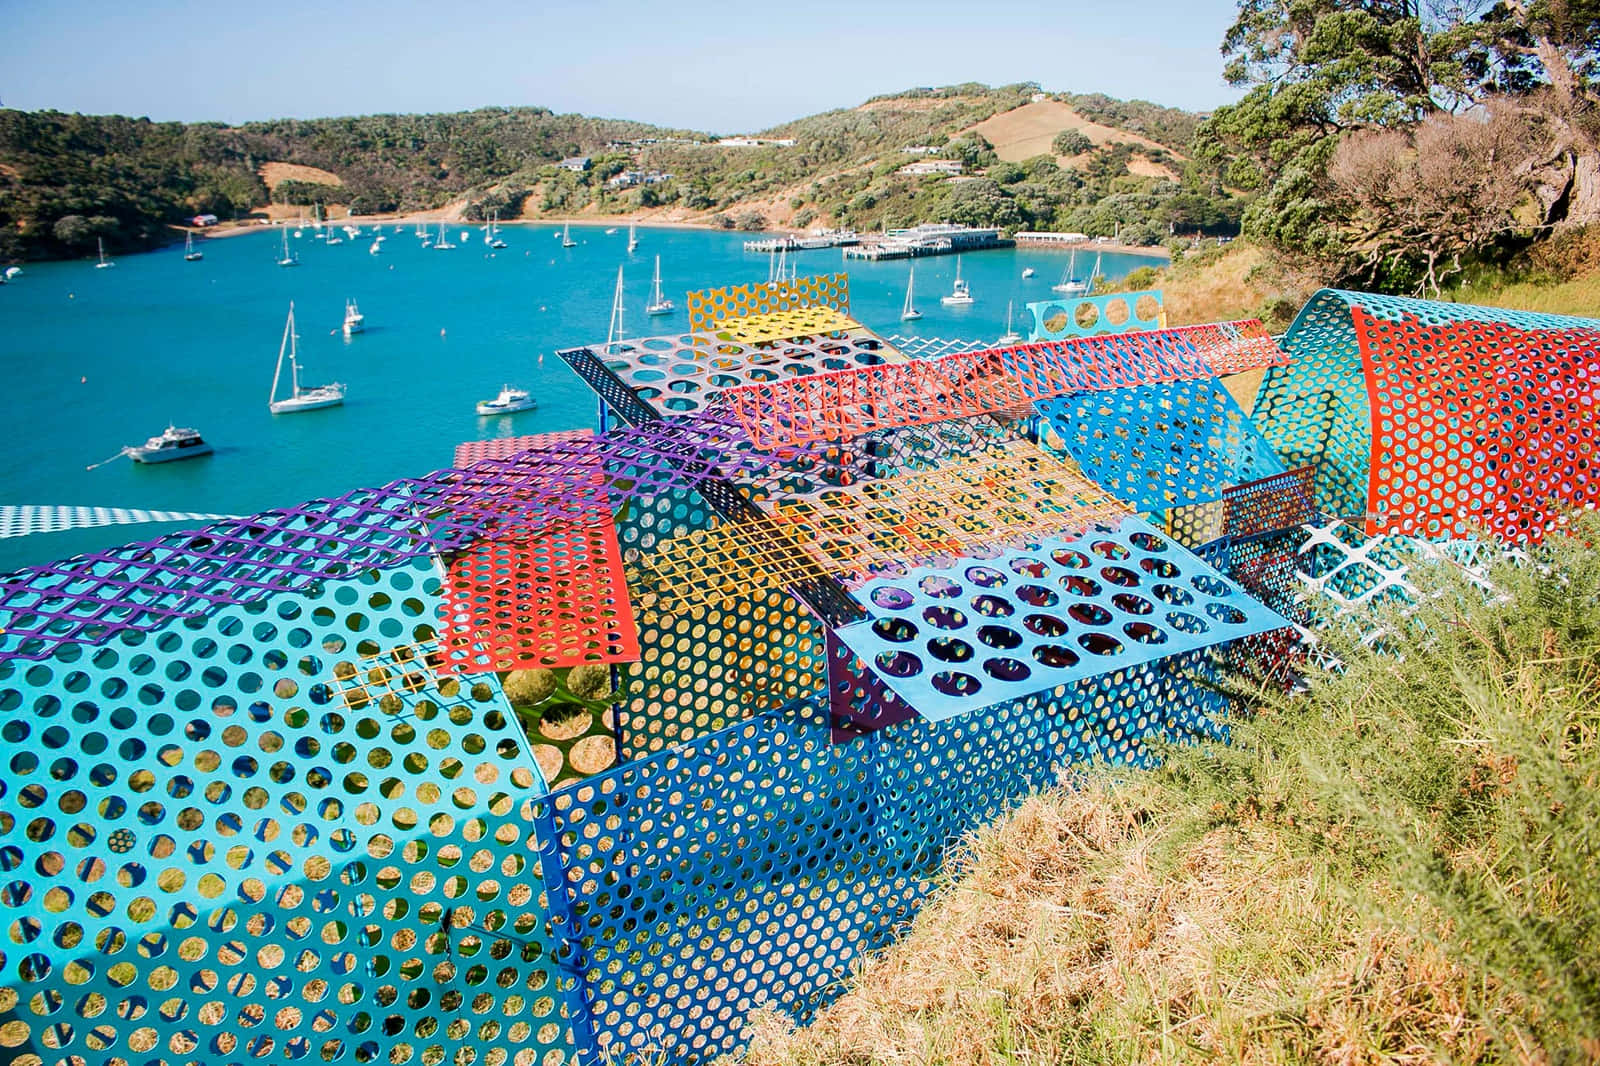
xmin=1166 ymin=320 xmax=1289 ymax=375
xmin=1355 ymin=309 xmax=1600 ymax=542
xmin=439 ymin=511 xmax=640 ymax=674
xmin=453 ymin=429 xmax=594 ymax=468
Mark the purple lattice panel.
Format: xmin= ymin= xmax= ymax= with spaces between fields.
xmin=1221 ymin=467 xmax=1318 ymax=542
xmin=0 ymin=413 xmax=762 ymax=663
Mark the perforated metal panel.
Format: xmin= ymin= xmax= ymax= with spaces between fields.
xmin=1024 ymin=290 xmax=1164 ymax=339
xmin=685 ymin=274 xmax=850 ymax=333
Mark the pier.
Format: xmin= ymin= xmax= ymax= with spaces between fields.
xmin=843 ymin=223 xmax=1012 ymax=261
xmin=743 ymin=229 xmax=860 ymax=253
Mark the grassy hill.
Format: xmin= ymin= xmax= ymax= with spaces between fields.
xmin=738 ymin=521 xmax=1600 ymax=1065
xmin=0 ymin=84 xmax=1241 ymax=262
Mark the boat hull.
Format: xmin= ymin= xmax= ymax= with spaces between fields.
xmin=270 ymin=395 xmax=344 ymax=414
xmin=131 ymin=443 xmax=212 ymax=463
xmin=476 ymin=400 xmax=537 ymax=415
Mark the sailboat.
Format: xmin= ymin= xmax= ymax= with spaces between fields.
xmin=1052 ymin=249 xmax=1088 ymax=295
xmin=606 ymin=266 xmax=626 ymax=347
xmin=998 ymin=301 xmax=1022 ymax=345
xmin=432 ymin=221 xmax=455 ymax=250
xmin=626 ymin=223 xmax=638 ymax=254
xmin=342 ymin=298 xmax=365 ymax=336
xmin=561 ymin=222 xmax=577 ymax=248
xmin=369 ymin=236 xmax=383 ymax=255
xmin=486 ymin=211 xmax=507 ymax=249
xmin=645 ymin=255 xmax=675 ymax=315
xmin=900 ymin=268 xmax=922 ymax=321
xmin=269 ymin=303 xmax=345 ymax=414
xmin=277 ymin=227 xmax=298 ymax=267
xmin=184 ymin=231 xmax=203 ymax=261
xmin=940 ymin=256 xmax=973 ymax=306
xmin=95 ymin=238 xmax=115 ymax=269
xmin=1089 ymin=251 xmax=1105 ymax=288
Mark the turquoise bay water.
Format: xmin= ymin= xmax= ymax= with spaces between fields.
xmin=0 ymin=225 xmax=1155 ymax=571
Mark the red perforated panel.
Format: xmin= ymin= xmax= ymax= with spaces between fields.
xmin=1166 ymin=320 xmax=1289 ymax=375
xmin=1355 ymin=308 xmax=1600 ymax=542
xmin=453 ymin=429 xmax=594 ymax=467
xmin=439 ymin=509 xmax=640 ymax=673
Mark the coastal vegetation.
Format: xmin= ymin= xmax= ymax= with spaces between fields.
xmin=0 ymin=84 xmax=1241 ymax=262
xmin=737 ymin=520 xmax=1600 ymax=1065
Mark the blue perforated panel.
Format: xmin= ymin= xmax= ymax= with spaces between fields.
xmin=1034 ymin=378 xmax=1286 ymax=511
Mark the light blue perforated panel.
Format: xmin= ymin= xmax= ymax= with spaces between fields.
xmin=1025 ymin=290 xmax=1163 ymax=340
xmin=832 ymin=518 xmax=1290 ymax=720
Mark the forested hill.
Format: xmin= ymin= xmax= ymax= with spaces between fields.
xmin=0 ymin=84 xmax=1240 ymax=262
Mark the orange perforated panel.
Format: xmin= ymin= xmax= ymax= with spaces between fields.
xmin=1166 ymin=320 xmax=1289 ymax=375
xmin=439 ymin=511 xmax=640 ymax=673
xmin=686 ymin=273 xmax=850 ymax=332
xmin=1356 ymin=308 xmax=1600 ymax=542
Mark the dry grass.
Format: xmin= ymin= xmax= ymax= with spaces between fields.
xmin=1449 ymin=270 xmax=1600 ymax=319
xmin=257 ymin=161 xmax=344 ymax=191
xmin=963 ymin=100 xmax=1180 ymax=165
xmin=1113 ymin=242 xmax=1317 ymax=331
xmin=740 ymin=783 xmax=1490 ymax=1066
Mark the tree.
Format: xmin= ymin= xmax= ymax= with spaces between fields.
xmin=1051 ymin=129 xmax=1092 ymax=156
xmin=1197 ymin=0 xmax=1600 ymax=283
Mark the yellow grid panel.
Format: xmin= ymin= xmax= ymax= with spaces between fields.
xmin=705 ymin=305 xmax=861 ymax=343
xmin=632 ymin=441 xmax=1132 ymax=613
xmin=330 ymin=641 xmax=451 ymax=709
xmin=686 ymin=272 xmax=850 ymax=332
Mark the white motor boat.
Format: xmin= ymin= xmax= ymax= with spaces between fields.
xmin=343 ymin=298 xmax=365 ymax=336
xmin=476 ymin=385 xmax=537 ymax=416
xmin=1021 ymin=267 xmax=1035 ymax=278
xmin=129 ymin=425 xmax=212 ymax=463
xmin=939 ymin=256 xmax=973 ymax=306
xmin=269 ymin=303 xmax=346 ymax=413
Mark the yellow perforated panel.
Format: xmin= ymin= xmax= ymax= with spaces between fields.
xmin=686 ymin=273 xmax=850 ymax=333
xmin=706 ymin=306 xmax=861 ymax=343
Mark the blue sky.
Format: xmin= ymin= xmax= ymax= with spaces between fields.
xmin=0 ymin=0 xmax=1244 ymax=130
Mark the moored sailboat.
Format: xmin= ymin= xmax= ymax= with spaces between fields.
xmin=645 ymin=255 xmax=675 ymax=315
xmin=269 ymin=303 xmax=346 ymax=414
xmin=184 ymin=231 xmax=203 ymax=261
xmin=901 ymin=267 xmax=922 ymax=321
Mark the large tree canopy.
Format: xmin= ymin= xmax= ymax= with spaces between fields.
xmin=1197 ymin=0 xmax=1600 ymax=291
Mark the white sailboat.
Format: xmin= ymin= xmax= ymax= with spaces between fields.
xmin=342 ymin=298 xmax=365 ymax=336
xmin=626 ymin=223 xmax=638 ymax=254
xmin=277 ymin=227 xmax=298 ymax=267
xmin=268 ymin=303 xmax=346 ymax=414
xmin=645 ymin=255 xmax=675 ymax=315
xmin=1089 ymin=251 xmax=1104 ymax=288
xmin=184 ymin=231 xmax=203 ymax=261
xmin=1052 ymin=249 xmax=1088 ymax=295
xmin=486 ymin=210 xmax=507 ymax=249
xmin=998 ymin=301 xmax=1022 ymax=345
xmin=606 ymin=266 xmax=626 ymax=347
xmin=433 ymin=221 xmax=455 ymax=250
xmin=900 ymin=267 xmax=922 ymax=321
xmin=561 ymin=222 xmax=577 ymax=248
xmin=95 ymin=238 xmax=115 ymax=269
xmin=940 ymin=256 xmax=973 ymax=306
xmin=369 ymin=236 xmax=382 ymax=255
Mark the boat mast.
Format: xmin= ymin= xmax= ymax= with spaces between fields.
xmin=270 ymin=303 xmax=295 ymax=404
xmin=607 ymin=267 xmax=625 ymax=347
xmin=652 ymin=255 xmax=663 ymax=303
xmin=905 ymin=267 xmax=915 ymax=315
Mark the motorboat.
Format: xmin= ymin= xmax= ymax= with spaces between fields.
xmin=476 ymin=385 xmax=537 ymax=415
xmin=129 ymin=425 xmax=212 ymax=463
xmin=1021 ymin=267 xmax=1035 ymax=278
xmin=939 ymin=256 xmax=973 ymax=306
xmin=343 ymin=298 xmax=365 ymax=336
xmin=269 ymin=302 xmax=346 ymax=413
